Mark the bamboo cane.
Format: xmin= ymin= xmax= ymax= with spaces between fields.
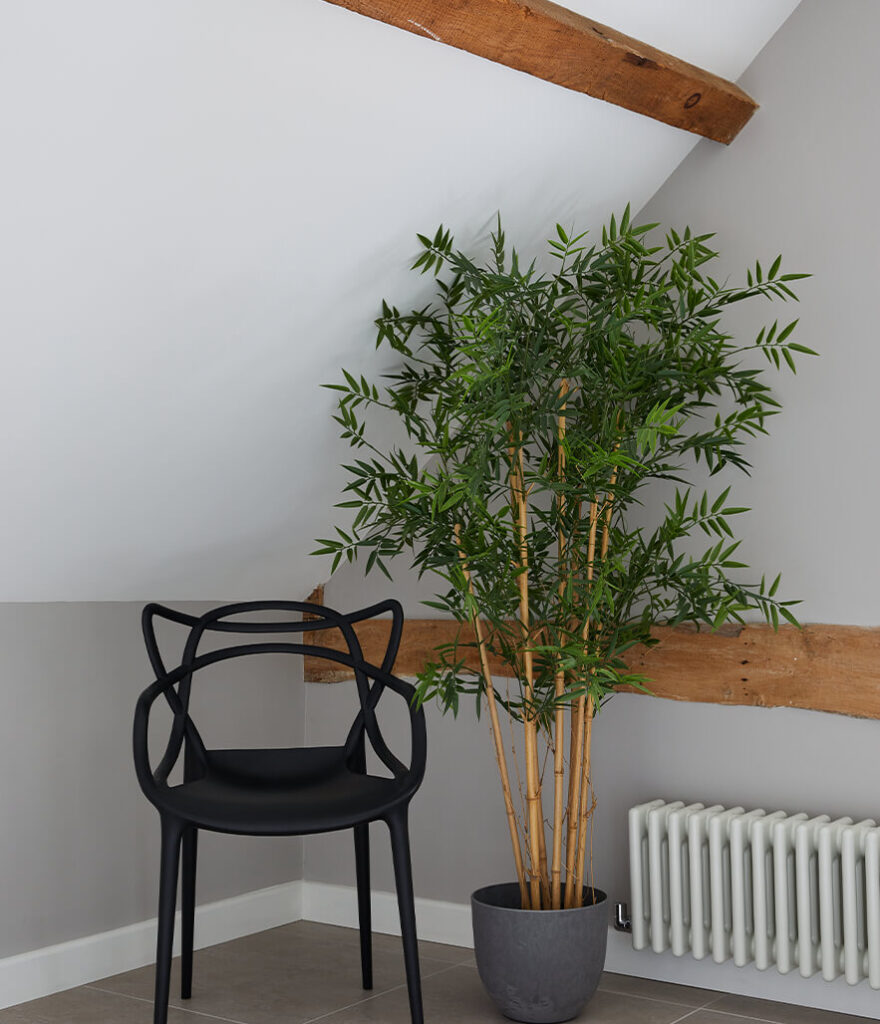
xmin=563 ymin=704 xmax=581 ymax=904
xmin=536 ymin=784 xmax=550 ymax=909
xmin=573 ymin=464 xmax=618 ymax=903
xmin=453 ymin=524 xmax=529 ymax=907
xmin=512 ymin=440 xmax=545 ymax=908
xmin=573 ymin=696 xmax=595 ymax=900
xmin=564 ymin=498 xmax=599 ymax=908
xmin=562 ymin=500 xmax=583 ymax=904
xmin=600 ymin=466 xmax=618 ymax=561
xmin=550 ymin=381 xmax=568 ymax=909
xmin=506 ymin=677 xmax=529 ymax=849
xmin=590 ymin=792 xmax=597 ymax=902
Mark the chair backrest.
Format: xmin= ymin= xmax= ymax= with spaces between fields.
xmin=141 ymin=599 xmax=408 ymax=782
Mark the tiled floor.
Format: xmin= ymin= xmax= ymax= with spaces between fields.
xmin=0 ymin=922 xmax=869 ymax=1024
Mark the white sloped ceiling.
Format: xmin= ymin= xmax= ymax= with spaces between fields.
xmin=0 ymin=0 xmax=799 ymax=600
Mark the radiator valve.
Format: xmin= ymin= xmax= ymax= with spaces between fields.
xmin=614 ymin=902 xmax=632 ymax=932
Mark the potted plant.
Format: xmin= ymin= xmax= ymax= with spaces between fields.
xmin=316 ymin=210 xmax=811 ymax=1022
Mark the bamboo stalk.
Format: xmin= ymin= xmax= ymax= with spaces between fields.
xmin=563 ymin=698 xmax=582 ymax=903
xmin=573 ymin=696 xmax=595 ymax=900
xmin=536 ymin=784 xmax=550 ymax=909
xmin=600 ymin=466 xmax=618 ymax=561
xmin=589 ymin=792 xmax=597 ymax=902
xmin=532 ymin=729 xmax=553 ymax=908
xmin=512 ymin=439 xmax=545 ymax=908
xmin=550 ymin=380 xmax=568 ymax=910
xmin=453 ymin=524 xmax=529 ymax=907
xmin=562 ymin=491 xmax=583 ymax=903
xmin=551 ymin=686 xmax=566 ymax=911
xmin=573 ymin=462 xmax=619 ymax=904
xmin=506 ymin=677 xmax=529 ymax=852
xmin=564 ymin=498 xmax=599 ymax=908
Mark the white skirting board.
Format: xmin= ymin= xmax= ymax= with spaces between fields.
xmin=4 ymin=880 xmax=880 ymax=1019
xmin=0 ymin=881 xmax=303 ymax=1010
xmin=302 ymin=881 xmax=474 ymax=949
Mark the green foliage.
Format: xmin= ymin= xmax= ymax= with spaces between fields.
xmin=316 ymin=209 xmax=813 ymax=729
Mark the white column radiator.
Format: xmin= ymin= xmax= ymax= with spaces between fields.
xmin=628 ymin=799 xmax=880 ymax=987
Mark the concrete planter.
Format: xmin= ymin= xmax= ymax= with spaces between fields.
xmin=471 ymin=883 xmax=609 ymax=1023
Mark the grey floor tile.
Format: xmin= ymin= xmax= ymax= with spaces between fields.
xmin=373 ymin=933 xmax=472 ymax=965
xmin=310 ymin=964 xmax=701 ymax=1023
xmin=300 ymin=964 xmax=495 ymax=1023
xmin=456 ymin=949 xmax=478 ymax=969
xmin=208 ymin=921 xmax=467 ymax=967
xmin=322 ymin=923 xmax=470 ymax=965
xmin=707 ymin=994 xmax=871 ymax=1024
xmin=598 ymin=971 xmax=716 ymax=1009
xmin=573 ymin=990 xmax=707 ymax=1023
xmin=673 ymin=1011 xmax=863 ymax=1024
xmin=0 ymin=986 xmax=209 ymax=1024
xmin=94 ymin=922 xmax=456 ymax=1024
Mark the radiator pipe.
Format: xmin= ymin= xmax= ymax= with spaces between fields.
xmin=614 ymin=901 xmax=632 ymax=932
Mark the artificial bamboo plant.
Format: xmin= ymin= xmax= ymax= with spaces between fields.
xmin=316 ymin=209 xmax=812 ymax=910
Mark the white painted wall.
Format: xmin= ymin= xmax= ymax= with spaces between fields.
xmin=0 ymin=0 xmax=797 ymax=600
xmin=304 ymin=0 xmax=880 ymax=1015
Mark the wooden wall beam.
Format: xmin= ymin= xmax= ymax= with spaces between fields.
xmin=303 ymin=617 xmax=880 ymax=721
xmin=322 ymin=0 xmax=758 ymax=144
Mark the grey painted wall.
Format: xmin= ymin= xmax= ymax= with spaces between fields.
xmin=305 ymin=679 xmax=880 ymax=909
xmin=304 ymin=0 xmax=880 ymax=1008
xmin=0 ymin=603 xmax=303 ymax=959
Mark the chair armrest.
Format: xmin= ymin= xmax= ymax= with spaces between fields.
xmin=142 ymin=603 xmax=202 ymax=677
xmin=357 ymin=660 xmax=427 ymax=791
xmin=132 ymin=662 xmax=191 ymax=799
xmin=344 ymin=599 xmax=404 ymax=673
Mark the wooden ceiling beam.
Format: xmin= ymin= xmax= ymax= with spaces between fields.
xmin=303 ymin=618 xmax=880 ymax=721
xmin=322 ymin=0 xmax=757 ymax=143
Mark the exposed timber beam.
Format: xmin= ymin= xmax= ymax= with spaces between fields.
xmin=303 ymin=617 xmax=880 ymax=721
xmin=321 ymin=0 xmax=758 ymax=143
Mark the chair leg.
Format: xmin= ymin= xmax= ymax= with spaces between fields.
xmin=354 ymin=823 xmax=372 ymax=989
xmin=154 ymin=817 xmax=183 ymax=1024
xmin=181 ymin=826 xmax=198 ymax=999
xmin=388 ymin=810 xmax=423 ymax=1024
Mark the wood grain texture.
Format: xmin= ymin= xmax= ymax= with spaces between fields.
xmin=304 ymin=584 xmax=326 ymax=609
xmin=303 ymin=618 xmax=880 ymax=720
xmin=621 ymin=622 xmax=880 ymax=719
xmin=322 ymin=0 xmax=757 ymax=143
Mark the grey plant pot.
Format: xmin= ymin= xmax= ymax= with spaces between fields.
xmin=471 ymin=883 xmax=609 ymax=1023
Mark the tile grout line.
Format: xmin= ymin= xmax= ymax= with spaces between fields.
xmin=632 ymin=994 xmax=838 ymax=1024
xmin=696 ymin=989 xmax=731 ymax=1012
xmin=84 ymin=984 xmax=252 ymax=1024
xmin=597 ymin=985 xmax=724 ymax=1012
xmin=668 ymin=1008 xmax=703 ymax=1024
xmin=685 ymin=1008 xmax=823 ymax=1024
xmin=700 ymin=993 xmax=729 ymax=1010
xmin=415 ymin=956 xmax=472 ymax=981
xmin=299 ymin=961 xmax=466 ymax=1024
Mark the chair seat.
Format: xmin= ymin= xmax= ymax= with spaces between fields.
xmin=161 ymin=746 xmax=404 ymax=835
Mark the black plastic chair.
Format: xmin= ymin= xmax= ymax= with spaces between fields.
xmin=133 ymin=599 xmax=427 ymax=1024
